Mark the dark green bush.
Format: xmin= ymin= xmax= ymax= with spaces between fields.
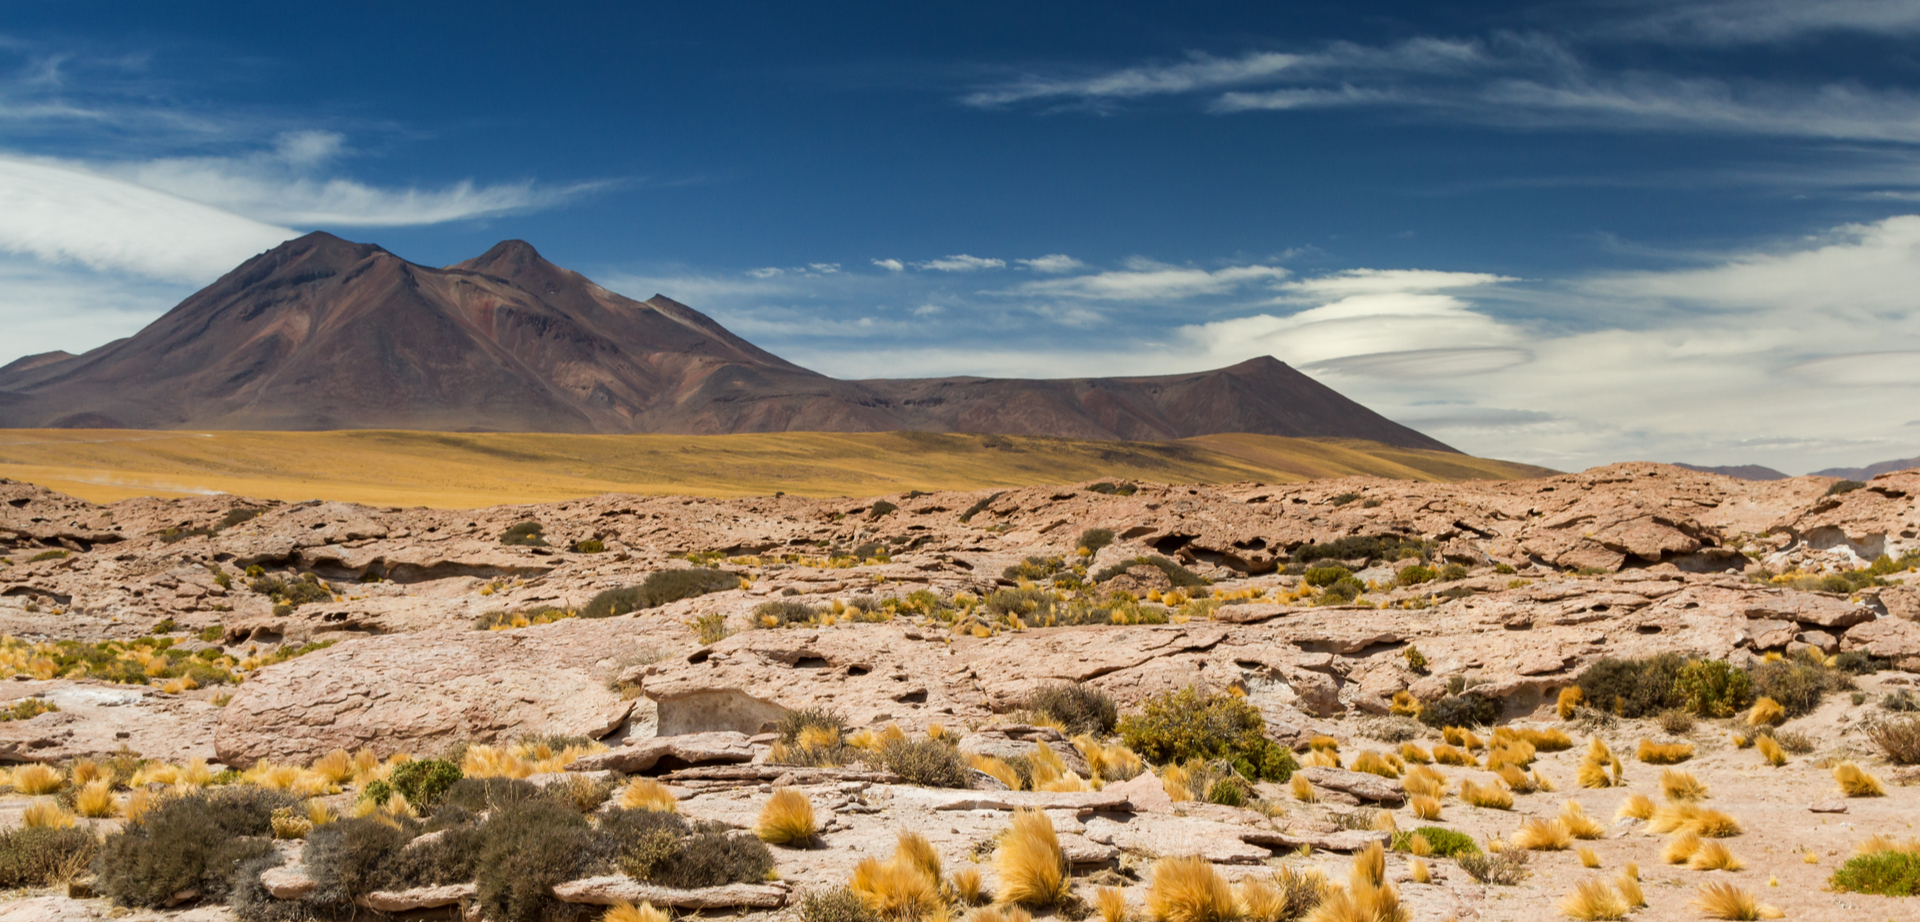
xmin=1830 ymin=848 xmax=1920 ymax=896
xmin=0 ymin=826 xmax=99 ymax=888
xmin=1832 ymin=652 xmax=1885 ymax=675
xmin=472 ymin=799 xmax=596 ymax=922
xmin=248 ymin=572 xmax=334 ymax=607
xmin=1417 ymin=693 xmax=1499 ymax=729
xmin=868 ymin=500 xmax=898 ymax=519
xmin=601 ymin=809 xmax=772 ymax=888
xmin=1439 ymin=563 xmax=1470 ymax=581
xmin=1024 ymin=682 xmax=1118 ymax=735
xmin=1675 ymin=658 xmax=1753 ymax=718
xmin=1825 ymin=480 xmax=1865 ymax=497
xmin=1117 ymin=686 xmax=1297 ymax=781
xmin=1002 ymin=556 xmax=1066 ymax=581
xmin=1575 ymin=653 xmax=1689 ymax=718
xmin=440 ymin=777 xmax=546 ymax=814
xmin=573 ymin=539 xmax=606 ymax=554
xmin=95 ymin=787 xmax=298 ymax=907
xmin=499 ymin=521 xmax=550 ymax=547
xmin=1205 ymin=776 xmax=1252 ymax=806
xmin=1304 ymin=565 xmax=1351 ymax=588
xmin=1398 ymin=826 xmax=1480 ymax=858
xmin=229 ymin=852 xmax=313 ymax=922
xmin=1396 ymin=565 xmax=1437 ymax=586
xmin=1086 ymin=481 xmax=1137 ymax=496
xmin=985 ymin=587 xmax=1056 ymax=620
xmin=1091 ymin=555 xmax=1208 ymax=588
xmin=1289 ymin=535 xmax=1427 ymax=565
xmin=753 ymin=599 xmax=821 ymax=628
xmin=1751 ymin=658 xmax=1840 ymax=717
xmin=1077 ymin=528 xmax=1116 ymax=555
xmin=1317 ymin=576 xmax=1366 ymax=604
xmin=582 ymin=568 xmax=742 ymax=618
xmin=802 ymin=887 xmax=880 ymax=922
xmin=776 ymin=706 xmax=846 ymax=744
xmin=388 ymin=758 xmax=463 ymax=811
xmin=880 ymin=737 xmax=970 ymax=788
xmin=958 ymin=492 xmax=1004 ymax=523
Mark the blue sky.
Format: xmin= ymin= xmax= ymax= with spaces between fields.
xmin=4 ymin=1 xmax=1920 ymax=473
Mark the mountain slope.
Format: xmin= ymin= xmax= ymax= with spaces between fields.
xmin=0 ymin=232 xmax=1453 ymax=450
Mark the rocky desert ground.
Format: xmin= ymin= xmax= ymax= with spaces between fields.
xmin=0 ymin=462 xmax=1918 ymax=922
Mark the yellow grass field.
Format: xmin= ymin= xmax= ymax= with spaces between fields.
xmin=0 ymin=429 xmax=1552 ymax=508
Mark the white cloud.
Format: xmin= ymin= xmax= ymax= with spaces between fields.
xmin=0 ymin=255 xmax=196 ymax=358
xmin=1282 ymin=268 xmax=1518 ymax=296
xmin=1619 ymin=0 xmax=1920 ymax=44
xmin=915 ymin=254 xmax=1005 ymax=272
xmin=809 ymin=262 xmax=842 ymax=274
xmin=872 ymin=258 xmax=905 ymax=272
xmin=912 ymin=303 xmax=944 ymax=316
xmin=0 ymin=155 xmax=295 ymax=282
xmin=1018 ymin=254 xmax=1086 ymax=273
xmin=1016 ymin=263 xmax=1288 ymax=301
xmin=962 ymin=51 xmax=1304 ymax=108
xmin=746 ymin=267 xmax=785 ymax=278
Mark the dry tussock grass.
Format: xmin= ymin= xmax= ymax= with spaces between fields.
xmin=604 ymin=902 xmax=670 ymax=922
xmin=1555 ymin=878 xmax=1628 ymax=921
xmin=1755 ymin=735 xmax=1787 ymax=767
xmin=1511 ymin=817 xmax=1573 ymax=851
xmin=1833 ymin=761 xmax=1885 ymax=797
xmin=1460 ymin=780 xmax=1514 ymax=810
xmin=995 ymin=809 xmax=1068 ymax=907
xmin=1147 ymin=855 xmax=1236 ymax=922
xmin=1688 ymin=841 xmax=1743 ymax=871
xmin=1560 ymin=801 xmax=1604 ymax=839
xmin=1635 ymin=739 xmax=1694 ymax=765
xmin=1615 ymin=793 xmax=1654 ymax=821
xmin=1692 ymin=882 xmax=1783 ymax=920
xmin=1661 ymin=768 xmax=1708 ymax=802
xmin=756 ymin=788 xmax=817 ymax=847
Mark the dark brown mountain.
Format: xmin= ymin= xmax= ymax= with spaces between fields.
xmin=0 ymin=232 xmax=1455 ymax=451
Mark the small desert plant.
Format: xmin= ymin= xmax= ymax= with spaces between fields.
xmin=1561 ymin=801 xmax=1605 ymax=839
xmin=1755 ymin=734 xmax=1787 ymax=766
xmin=1830 ymin=846 xmax=1920 ymax=896
xmin=1662 ymin=768 xmax=1709 ymax=801
xmin=1432 ymin=744 xmax=1474 ymax=767
xmin=0 ymin=825 xmax=97 ymax=888
xmin=1745 ymin=697 xmax=1786 ymax=727
xmin=619 ymin=778 xmax=678 ymax=812
xmin=1147 ymin=855 xmax=1236 ymax=922
xmin=1636 ymin=739 xmax=1695 ymax=764
xmin=1078 ymin=528 xmax=1116 ymax=555
xmin=498 ymin=521 xmax=549 ymax=546
xmin=387 ymin=758 xmax=462 ymax=810
xmin=1615 ymin=867 xmax=1645 ymax=908
xmin=1460 ymin=780 xmax=1514 ymax=810
xmin=1092 ymin=555 xmax=1208 ymax=588
xmin=1665 ymin=832 xmax=1703 ymax=865
xmin=693 ymin=612 xmax=732 ymax=645
xmin=1417 ymin=692 xmax=1498 ymax=729
xmin=1025 ymin=682 xmax=1118 ymax=735
xmin=880 ymin=737 xmax=970 ymax=788
xmin=1750 ymin=658 xmax=1838 ymax=717
xmin=802 ymin=887 xmax=880 ymax=922
xmin=1649 ymin=804 xmax=1742 ymax=837
xmin=1557 ymin=686 xmax=1585 ymax=720
xmin=1556 ymin=878 xmax=1629 ymax=921
xmin=604 ymin=903 xmax=670 ymax=922
xmin=1691 ymin=882 xmax=1783 ymax=920
xmin=1118 ymin=686 xmax=1298 ymax=781
xmin=953 ymin=866 xmax=986 ymax=905
xmin=1574 ymin=653 xmax=1688 ymax=718
xmin=1512 ymin=817 xmax=1573 ymax=851
xmin=1865 ymin=714 xmax=1920 ymax=764
xmin=1615 ymin=794 xmax=1655 ymax=821
xmin=1674 ymin=659 xmax=1753 ymax=719
xmin=1689 ymin=841 xmax=1744 ymax=871
xmin=1409 ymin=794 xmax=1442 ymax=820
xmin=95 ymin=786 xmax=297 ymax=907
xmin=1458 ymin=850 xmax=1530 ymax=885
xmin=994 ymin=809 xmax=1068 ymax=907
xmin=13 ymin=763 xmax=64 ymax=795
xmin=1833 ymin=760 xmax=1885 ymax=797
xmin=74 ymin=780 xmax=118 ymax=818
xmin=756 ymin=788 xmax=818 ymax=847
xmin=1579 ymin=847 xmax=1601 ymax=868
xmin=1657 ymin=708 xmax=1696 ymax=735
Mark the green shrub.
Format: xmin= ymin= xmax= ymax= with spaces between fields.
xmin=30 ymin=549 xmax=69 ymax=562
xmin=1205 ymin=776 xmax=1251 ymax=806
xmin=1575 ymin=653 xmax=1689 ymax=718
xmin=880 ymin=737 xmax=970 ymax=788
xmin=1457 ymin=850 xmax=1529 ymax=885
xmin=1832 ymin=652 xmax=1885 ymax=675
xmin=602 ymin=808 xmax=772 ymax=888
xmin=1091 ymin=555 xmax=1208 ymax=588
xmin=753 ymin=599 xmax=821 ymax=628
xmin=0 ymin=826 xmax=99 ymax=888
xmin=388 ymin=758 xmax=462 ymax=811
xmin=1675 ymin=658 xmax=1752 ymax=718
xmin=440 ymin=777 xmax=546 ymax=814
xmin=1317 ymin=576 xmax=1366 ymax=604
xmin=95 ymin=787 xmax=298 ymax=907
xmin=583 ymin=568 xmax=742 ymax=618
xmin=1003 ymin=556 xmax=1067 ymax=581
xmin=472 ymin=799 xmax=595 ymax=922
xmin=1024 ymin=682 xmax=1118 ymax=735
xmin=1825 ymin=480 xmax=1865 ymax=497
xmin=1396 ymin=565 xmax=1437 ymax=587
xmin=499 ymin=521 xmax=549 ymax=547
xmin=1751 ymin=658 xmax=1839 ymax=717
xmin=1117 ymin=686 xmax=1297 ymax=781
xmin=1417 ymin=692 xmax=1498 ymax=729
xmin=693 ymin=613 xmax=732 ymax=645
xmin=199 ymin=625 xmax=224 ymax=643
xmin=248 ymin=572 xmax=334 ymax=608
xmin=868 ymin=500 xmax=898 ymax=519
xmin=1077 ymin=528 xmax=1116 ymax=555
xmin=1290 ymin=535 xmax=1427 ymax=565
xmin=1304 ymin=565 xmax=1351 ymax=588
xmin=0 ymin=698 xmax=58 ymax=721
xmin=1403 ymin=646 xmax=1429 ymax=675
xmin=986 ymin=587 xmax=1056 ymax=620
xmin=1439 ymin=563 xmax=1470 ymax=581
xmin=159 ymin=526 xmax=218 ymax=544
xmin=1086 ymin=481 xmax=1138 ymax=496
xmin=958 ymin=492 xmax=1004 ymax=523
xmin=1395 ymin=826 xmax=1480 ymax=858
xmin=573 ymin=539 xmax=606 ymax=553
xmin=801 ymin=886 xmax=880 ymax=922
xmin=1830 ymin=848 xmax=1920 ymax=896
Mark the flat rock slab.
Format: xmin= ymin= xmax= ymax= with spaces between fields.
xmin=1242 ymin=827 xmax=1392 ymax=852
xmin=665 ymin=765 xmax=903 ymax=784
xmin=890 ymin=788 xmax=1135 ymax=813
xmin=1083 ymin=814 xmax=1274 ymax=864
xmin=260 ymin=864 xmax=319 ymax=900
xmin=568 ymin=731 xmax=755 ymax=772
xmin=1297 ymin=767 xmax=1407 ymax=805
xmin=360 ymin=883 xmax=475 ymax=911
xmin=550 ymin=878 xmax=787 ymax=908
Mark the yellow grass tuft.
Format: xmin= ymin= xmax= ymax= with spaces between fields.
xmin=1147 ymin=855 xmax=1237 ymax=922
xmin=1833 ymin=761 xmax=1885 ymax=797
xmin=1636 ymin=739 xmax=1695 ymax=764
xmin=1304 ymin=843 xmax=1405 ymax=922
xmin=13 ymin=763 xmax=64 ymax=795
xmin=1291 ymin=774 xmax=1318 ymax=803
xmin=1162 ymin=764 xmax=1196 ymax=802
xmin=1405 ymin=833 xmax=1432 ymax=857
xmin=1662 ymin=769 xmax=1709 ymax=802
xmin=181 ymin=758 xmax=213 ymax=788
xmin=22 ymin=797 xmax=75 ymax=829
xmin=1730 ymin=732 xmax=1751 ymax=749
xmin=1512 ymin=817 xmax=1574 ymax=851
xmin=1688 ymin=841 xmax=1743 ymax=872
xmin=1310 ymin=735 xmax=1341 ymax=752
xmin=1665 ymin=832 xmax=1704 ymax=865
xmin=75 ymin=779 xmax=118 ymax=818
xmin=1755 ymin=735 xmax=1786 ymax=767
xmin=1523 ymin=728 xmax=1576 ymax=752
xmin=1692 ymin=882 xmax=1784 ymax=920
xmin=1400 ymin=766 xmax=1446 ymax=799
xmin=1616 ymin=867 xmax=1645 ymax=908
xmin=1390 ymin=690 xmax=1422 ymax=717
xmin=1745 ymin=697 xmax=1786 ymax=727
xmin=1496 ymin=764 xmax=1537 ymax=794
xmin=1410 ymin=794 xmax=1442 ymax=821
xmin=70 ymin=759 xmax=110 ymax=787
xmin=1559 ymin=686 xmax=1585 ymax=720
xmin=1616 ymin=793 xmax=1655 ymax=821
xmin=311 ymin=748 xmax=355 ymax=784
xmin=1408 ymin=858 xmax=1431 ymax=884
xmin=995 ymin=809 xmax=1068 ymax=907
xmin=1095 ymin=885 xmax=1128 ymax=922
xmin=1460 ymin=779 xmax=1514 ymax=810
xmin=953 ymin=867 xmax=985 ymax=906
xmin=1561 ymin=801 xmax=1605 ymax=839
xmin=1579 ymin=847 xmax=1601 ymax=868
xmin=1432 ymin=744 xmax=1475 ymax=767
xmin=1351 ymin=751 xmax=1400 ymax=779
xmin=123 ymin=788 xmax=156 ymax=823
xmin=603 ymin=902 xmax=671 ymax=922
xmin=852 ymin=853 xmax=945 ymax=920
xmin=1534 ymin=768 xmax=1557 ymax=792
xmin=755 ymin=788 xmax=817 ymax=846
xmin=1076 ymin=735 xmax=1144 ymax=782
xmin=1556 ymin=878 xmax=1629 ymax=921
xmin=1304 ymin=749 xmax=1341 ymax=769
xmin=1398 ymin=743 xmax=1431 ymax=765
xmin=1579 ymin=738 xmax=1623 ymax=788
xmin=897 ymin=832 xmax=942 ymax=884
xmin=619 ymin=778 xmax=679 ymax=813
xmin=308 ymin=799 xmax=336 ymax=827
xmin=1651 ymin=804 xmax=1742 ymax=837
xmin=971 ymin=754 xmax=1025 ymax=792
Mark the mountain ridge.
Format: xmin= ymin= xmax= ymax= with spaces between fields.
xmin=0 ymin=232 xmax=1455 ymax=451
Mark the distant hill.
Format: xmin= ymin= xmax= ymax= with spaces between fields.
xmin=0 ymin=232 xmax=1455 ymax=450
xmin=1671 ymin=462 xmax=1789 ymax=481
xmin=1813 ymin=456 xmax=1920 ymax=480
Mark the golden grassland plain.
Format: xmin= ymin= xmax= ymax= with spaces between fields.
xmin=0 ymin=429 xmax=1552 ymax=508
